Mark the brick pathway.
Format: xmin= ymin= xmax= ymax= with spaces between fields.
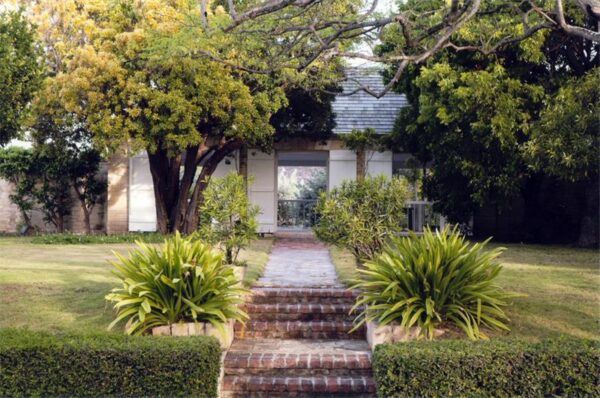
xmin=222 ymin=235 xmax=375 ymax=397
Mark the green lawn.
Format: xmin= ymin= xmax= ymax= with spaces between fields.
xmin=0 ymin=236 xmax=272 ymax=335
xmin=330 ymin=242 xmax=599 ymax=341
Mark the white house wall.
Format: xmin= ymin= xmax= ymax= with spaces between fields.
xmin=247 ymin=150 xmax=276 ymax=233
xmin=328 ymin=150 xmax=356 ymax=189
xmin=212 ymin=152 xmax=239 ymax=178
xmin=128 ymin=153 xmax=157 ymax=232
xmin=367 ymin=150 xmax=393 ymax=178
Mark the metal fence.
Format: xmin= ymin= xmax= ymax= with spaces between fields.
xmin=277 ymin=199 xmax=319 ymax=229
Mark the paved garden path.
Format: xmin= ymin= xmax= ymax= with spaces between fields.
xmin=257 ymin=235 xmax=340 ymax=287
xmin=222 ymin=234 xmax=375 ymax=397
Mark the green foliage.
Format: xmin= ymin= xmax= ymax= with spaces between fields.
xmin=32 ymin=146 xmax=73 ymax=232
xmin=351 ymin=227 xmax=518 ymax=339
xmin=381 ymin=0 xmax=599 ymax=229
xmin=106 ymin=233 xmax=248 ymax=335
xmin=0 ymin=329 xmax=221 ymax=397
xmin=340 ymin=128 xmax=382 ymax=152
xmin=0 ymin=147 xmax=36 ymax=229
xmin=526 ymin=68 xmax=600 ymax=181
xmin=271 ymin=87 xmax=338 ymax=141
xmin=314 ymin=175 xmax=410 ymax=260
xmin=198 ymin=172 xmax=260 ymax=264
xmin=373 ymin=338 xmax=600 ymax=397
xmin=0 ymin=9 xmax=43 ymax=146
xmin=29 ymin=79 xmax=107 ymax=233
xmin=31 ymin=232 xmax=167 ymax=245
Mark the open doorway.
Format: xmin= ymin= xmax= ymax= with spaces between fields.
xmin=277 ymin=151 xmax=328 ymax=230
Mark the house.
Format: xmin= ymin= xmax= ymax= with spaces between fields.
xmin=0 ymin=68 xmax=424 ymax=234
xmin=106 ymin=68 xmax=418 ymax=234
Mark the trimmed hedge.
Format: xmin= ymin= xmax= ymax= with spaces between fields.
xmin=373 ymin=338 xmax=600 ymax=397
xmin=0 ymin=330 xmax=221 ymax=397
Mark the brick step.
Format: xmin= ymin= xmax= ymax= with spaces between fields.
xmin=253 ymin=282 xmax=345 ymax=289
xmin=221 ymin=375 xmax=376 ymax=395
xmin=224 ymin=352 xmax=372 ymax=377
xmin=244 ymin=303 xmax=356 ymax=322
xmin=248 ymin=287 xmax=359 ymax=305
xmin=235 ymin=321 xmax=364 ymax=339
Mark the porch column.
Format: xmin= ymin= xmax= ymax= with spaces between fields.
xmin=247 ymin=150 xmax=276 ymax=233
xmin=328 ymin=150 xmax=356 ymax=189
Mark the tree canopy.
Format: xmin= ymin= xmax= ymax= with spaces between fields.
xmin=381 ymin=1 xmax=599 ymax=245
xmin=0 ymin=9 xmax=43 ymax=146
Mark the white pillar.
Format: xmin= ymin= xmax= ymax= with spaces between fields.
xmin=367 ymin=150 xmax=393 ymax=178
xmin=128 ymin=153 xmax=157 ymax=232
xmin=247 ymin=150 xmax=276 ymax=233
xmin=328 ymin=150 xmax=356 ymax=189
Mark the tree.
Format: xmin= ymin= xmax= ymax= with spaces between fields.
xmin=271 ymin=86 xmax=339 ymax=143
xmin=32 ymin=146 xmax=73 ymax=233
xmin=29 ymin=80 xmax=107 ymax=234
xmin=382 ymin=2 xmax=599 ymax=245
xmin=0 ymin=147 xmax=36 ymax=231
xmin=171 ymin=0 xmax=600 ymax=97
xmin=526 ymin=69 xmax=600 ymax=246
xmin=33 ymin=0 xmax=344 ymax=234
xmin=0 ymin=9 xmax=43 ymax=146
xmin=341 ymin=128 xmax=382 ymax=180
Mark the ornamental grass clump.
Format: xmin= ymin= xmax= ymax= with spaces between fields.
xmin=351 ymin=226 xmax=518 ymax=340
xmin=106 ymin=233 xmax=248 ymax=335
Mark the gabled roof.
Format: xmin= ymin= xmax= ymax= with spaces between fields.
xmin=332 ymin=68 xmax=408 ymax=134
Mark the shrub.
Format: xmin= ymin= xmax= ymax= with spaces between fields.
xmin=351 ymin=226 xmax=517 ymax=339
xmin=0 ymin=329 xmax=221 ymax=397
xmin=313 ymin=175 xmax=410 ymax=260
xmin=373 ymin=338 xmax=600 ymax=397
xmin=106 ymin=232 xmax=248 ymax=335
xmin=198 ymin=172 xmax=260 ymax=264
xmin=31 ymin=232 xmax=167 ymax=244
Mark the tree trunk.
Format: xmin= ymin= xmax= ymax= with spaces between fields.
xmin=577 ymin=176 xmax=599 ymax=247
xmin=356 ymin=149 xmax=366 ymax=180
xmin=57 ymin=214 xmax=65 ymax=233
xmin=239 ymin=145 xmax=248 ymax=182
xmin=181 ymin=140 xmax=242 ymax=234
xmin=82 ymin=206 xmax=91 ymax=235
xmin=146 ymin=140 xmax=241 ymax=235
xmin=147 ymin=148 xmax=182 ymax=234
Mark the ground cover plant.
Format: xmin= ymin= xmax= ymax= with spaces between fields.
xmin=106 ymin=233 xmax=248 ymax=335
xmin=351 ymin=227 xmax=518 ymax=339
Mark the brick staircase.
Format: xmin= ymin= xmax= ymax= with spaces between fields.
xmin=221 ymin=286 xmax=375 ymax=397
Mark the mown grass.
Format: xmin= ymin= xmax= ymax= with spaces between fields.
xmin=0 ymin=236 xmax=272 ymax=335
xmin=329 ymin=242 xmax=599 ymax=341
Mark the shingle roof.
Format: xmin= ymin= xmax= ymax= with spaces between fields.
xmin=332 ymin=68 xmax=408 ymax=134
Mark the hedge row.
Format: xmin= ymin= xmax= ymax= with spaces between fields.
xmin=373 ymin=338 xmax=600 ymax=397
xmin=0 ymin=329 xmax=221 ymax=397
xmin=30 ymin=232 xmax=167 ymax=244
